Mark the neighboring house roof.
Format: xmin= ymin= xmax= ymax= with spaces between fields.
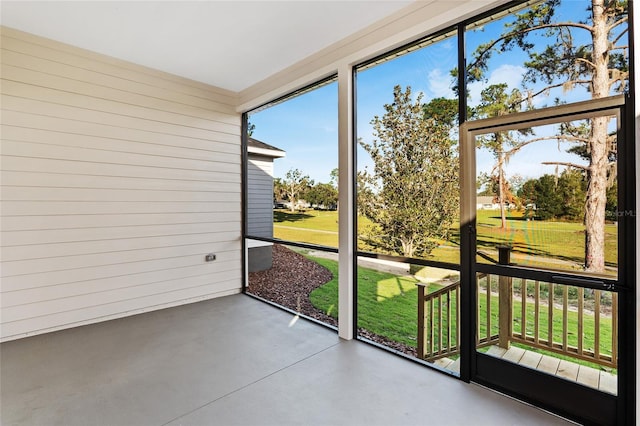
xmin=248 ymin=137 xmax=286 ymax=158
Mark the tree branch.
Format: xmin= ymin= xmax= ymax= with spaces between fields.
xmin=513 ymin=80 xmax=592 ymax=109
xmin=575 ymin=57 xmax=596 ymax=69
xmin=467 ymin=22 xmax=593 ymax=75
xmin=541 ymin=161 xmax=589 ymax=171
xmin=608 ymin=16 xmax=628 ymax=33
xmin=518 ymin=134 xmax=589 ymax=147
xmin=611 ymin=27 xmax=629 ymax=46
xmin=609 ymin=45 xmax=629 ymax=51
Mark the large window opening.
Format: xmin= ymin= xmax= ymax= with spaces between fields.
xmin=354 ymin=30 xmax=462 ymax=369
xmin=350 ymin=1 xmax=632 ymax=422
xmin=244 ymin=78 xmax=339 ymax=328
xmin=241 ymin=0 xmax=633 ymax=423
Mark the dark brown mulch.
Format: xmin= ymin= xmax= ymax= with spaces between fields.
xmin=247 ymin=244 xmax=337 ymax=327
xmin=247 ymin=244 xmax=416 ymax=357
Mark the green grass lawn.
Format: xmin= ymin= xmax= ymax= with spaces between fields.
xmin=309 ymin=256 xmax=422 ymax=346
xmin=309 ymin=256 xmax=615 ymax=370
xmin=274 ymin=209 xmax=339 ymax=247
xmin=274 ymin=208 xmax=618 ymax=273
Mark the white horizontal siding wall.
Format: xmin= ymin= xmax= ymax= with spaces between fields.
xmin=247 ymin=155 xmax=274 ymax=238
xmin=0 ymin=27 xmax=242 ymax=341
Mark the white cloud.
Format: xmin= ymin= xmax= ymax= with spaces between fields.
xmin=427 ymin=68 xmax=454 ymax=98
xmin=467 ymin=64 xmax=526 ymax=107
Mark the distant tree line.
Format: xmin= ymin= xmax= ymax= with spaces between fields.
xmin=274 ymin=168 xmax=338 ymax=211
xmin=517 ymin=169 xmax=617 ymax=222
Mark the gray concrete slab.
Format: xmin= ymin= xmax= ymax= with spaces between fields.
xmin=1 ymin=294 xmax=571 ymax=426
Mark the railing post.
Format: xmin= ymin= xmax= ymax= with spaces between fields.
xmin=497 ymin=245 xmax=512 ymax=349
xmin=417 ymin=283 xmax=426 ymax=359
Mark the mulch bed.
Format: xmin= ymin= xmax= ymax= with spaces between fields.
xmin=247 ymin=244 xmax=416 ymax=357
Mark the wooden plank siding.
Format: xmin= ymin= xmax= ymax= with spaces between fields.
xmin=0 ymin=27 xmax=242 ymax=341
xmin=247 ymin=156 xmax=274 ymax=238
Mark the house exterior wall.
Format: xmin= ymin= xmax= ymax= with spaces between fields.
xmin=247 ymin=154 xmax=274 ymax=272
xmin=247 ymin=154 xmax=274 ymax=238
xmin=0 ymin=27 xmax=242 ymax=341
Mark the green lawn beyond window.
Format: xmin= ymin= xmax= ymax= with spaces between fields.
xmin=309 ymin=256 xmax=614 ymax=370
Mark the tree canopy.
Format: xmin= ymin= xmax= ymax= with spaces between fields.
xmin=465 ymin=0 xmax=628 ymax=272
xmin=358 ymin=86 xmax=458 ymax=258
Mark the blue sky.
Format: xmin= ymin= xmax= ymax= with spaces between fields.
xmin=248 ymin=0 xmax=625 ymax=187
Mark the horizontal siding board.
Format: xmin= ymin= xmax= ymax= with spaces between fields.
xmin=1 ymin=212 xmax=238 ymax=231
xmin=248 ymin=193 xmax=274 ymax=201
xmin=1 ymin=171 xmax=240 ymax=192
xmin=1 ymin=61 xmax=239 ymax=124
xmin=2 ymin=249 xmax=241 ymax=292
xmin=2 ymin=141 xmax=239 ymax=172
xmin=1 ymin=224 xmax=240 ymax=246
xmin=1 ymin=232 xmax=233 ymax=261
xmin=1 ymin=200 xmax=240 ymax=216
xmin=1 ymin=111 xmax=240 ymax=149
xmin=1 ymin=285 xmax=241 ymax=340
xmin=1 ymin=157 xmax=241 ymax=183
xmin=1 ymin=125 xmax=240 ymax=158
xmin=2 ymin=266 xmax=240 ymax=307
xmin=2 ymin=274 xmax=240 ymax=322
xmin=1 ymin=93 xmax=240 ymax=140
xmin=1 ymin=79 xmax=240 ymax=134
xmin=1 ymin=241 xmax=239 ymax=277
xmin=2 ymin=95 xmax=238 ymax=141
xmin=0 ymin=27 xmax=242 ymax=341
xmin=2 ymin=186 xmax=240 ymax=202
xmin=3 ymin=274 xmax=240 ymax=322
xmin=2 ymin=270 xmax=241 ymax=312
xmin=0 ymin=30 xmax=238 ymax=105
xmin=0 ymin=49 xmax=237 ymax=115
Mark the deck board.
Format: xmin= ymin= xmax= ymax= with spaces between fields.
xmin=435 ymin=346 xmax=617 ymax=395
xmin=518 ymin=351 xmax=543 ymax=369
xmin=449 ymin=358 xmax=461 ymax=374
xmin=556 ymin=360 xmax=579 ymax=381
xmin=599 ymin=371 xmax=617 ymax=394
xmin=502 ymin=346 xmax=526 ymax=363
xmin=534 ymin=355 xmax=560 ymax=375
xmin=486 ymin=346 xmax=507 ymax=357
xmin=576 ymin=365 xmax=600 ymax=388
xmin=433 ymin=358 xmax=454 ymax=369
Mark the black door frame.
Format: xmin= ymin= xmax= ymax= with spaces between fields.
xmin=459 ymin=95 xmax=633 ymax=425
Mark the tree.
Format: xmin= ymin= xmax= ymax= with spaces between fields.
xmin=329 ymin=167 xmax=339 ymax=188
xmin=533 ymin=175 xmax=565 ymax=220
xmin=305 ymin=183 xmax=338 ymax=210
xmin=358 ymin=86 xmax=458 ymax=258
xmin=557 ymin=169 xmax=587 ymax=220
xmin=466 ymin=0 xmax=628 ymax=272
xmin=282 ymin=169 xmax=312 ymax=212
xmin=518 ymin=169 xmax=587 ymax=221
xmin=273 ymin=177 xmax=286 ymax=204
xmin=474 ymin=83 xmax=532 ymax=229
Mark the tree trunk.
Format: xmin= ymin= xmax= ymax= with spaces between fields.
xmin=498 ymin=152 xmax=507 ymax=229
xmin=584 ymin=118 xmax=608 ymax=272
xmin=584 ymin=0 xmax=609 ymax=273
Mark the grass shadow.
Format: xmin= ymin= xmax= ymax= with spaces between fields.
xmin=273 ymin=210 xmax=314 ymax=223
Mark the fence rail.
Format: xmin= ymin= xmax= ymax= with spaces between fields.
xmin=417 ymin=280 xmax=460 ymax=360
xmin=417 ymin=267 xmax=618 ymax=369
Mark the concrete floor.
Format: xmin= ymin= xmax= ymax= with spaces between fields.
xmin=1 ymin=294 xmax=573 ymax=426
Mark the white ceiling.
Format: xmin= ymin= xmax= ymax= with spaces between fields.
xmin=1 ymin=1 xmax=413 ymax=92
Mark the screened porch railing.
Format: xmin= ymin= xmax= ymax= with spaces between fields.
xmin=417 ymin=273 xmax=618 ymax=369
